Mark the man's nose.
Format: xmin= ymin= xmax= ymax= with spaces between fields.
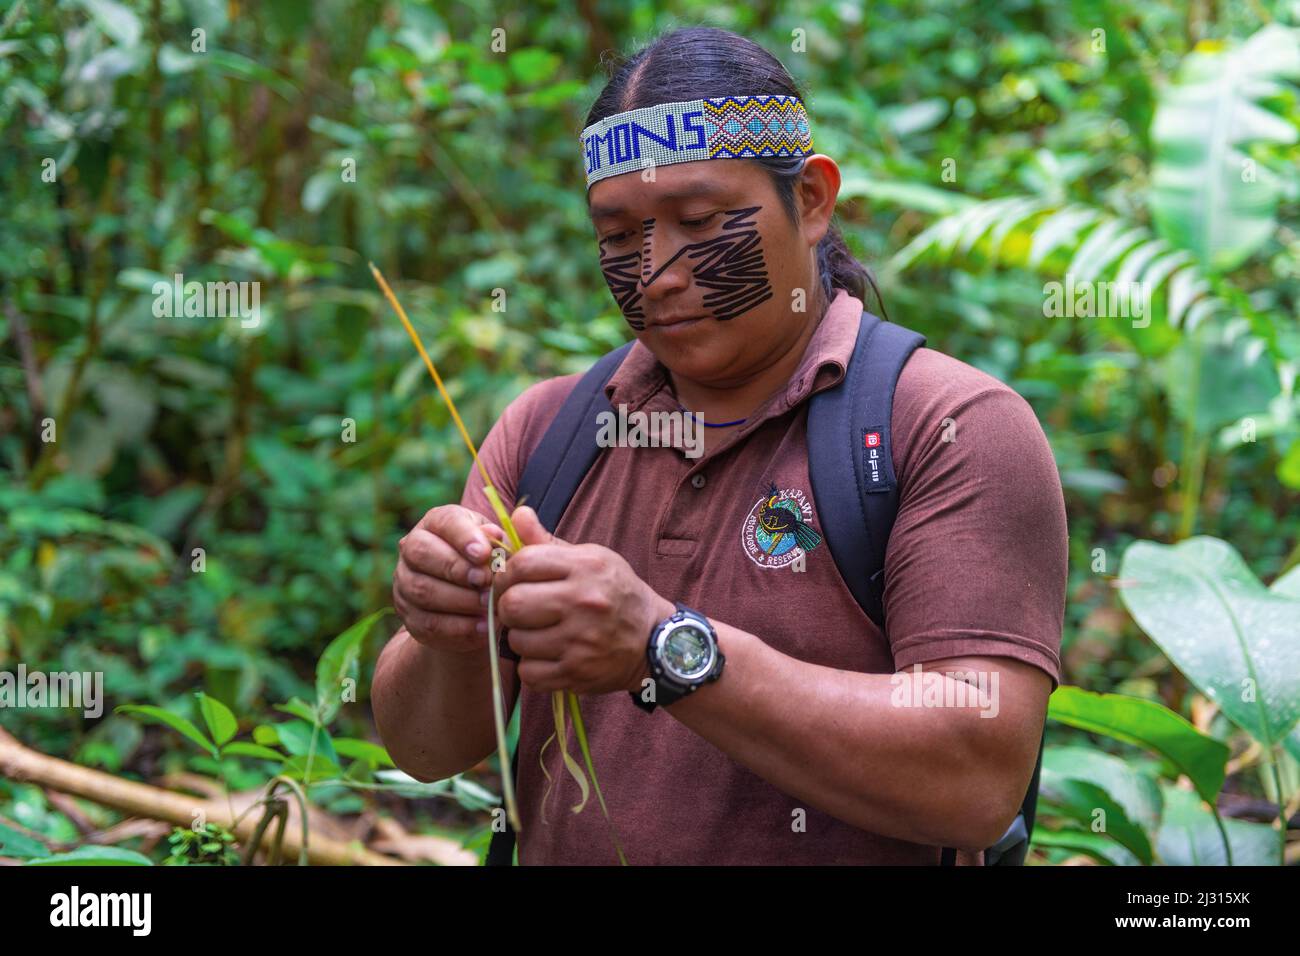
xmin=639 ymin=230 xmax=689 ymax=299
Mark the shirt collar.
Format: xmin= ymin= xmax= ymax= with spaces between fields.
xmin=602 ymin=288 xmax=864 ymax=420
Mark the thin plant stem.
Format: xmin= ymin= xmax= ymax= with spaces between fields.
xmin=487 ymin=577 xmax=522 ymax=830
xmin=268 ymin=775 xmax=311 ymax=866
xmin=1208 ymin=804 xmax=1235 ymax=867
xmin=303 ymin=721 xmax=320 ymax=790
xmin=243 ymin=798 xmax=285 ymax=866
xmin=1265 ymin=745 xmax=1290 ymax=864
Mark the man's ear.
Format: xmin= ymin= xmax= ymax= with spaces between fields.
xmin=796 ymin=154 xmax=841 ymax=249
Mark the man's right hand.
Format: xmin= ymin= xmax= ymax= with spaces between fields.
xmin=394 ymin=504 xmax=507 ymax=653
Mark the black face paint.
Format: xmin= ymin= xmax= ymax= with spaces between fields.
xmin=598 ymin=236 xmax=646 ymax=331
xmin=670 ymin=206 xmax=773 ymax=321
xmin=599 ymin=205 xmax=773 ymax=329
xmin=640 ymin=218 xmax=655 ymax=283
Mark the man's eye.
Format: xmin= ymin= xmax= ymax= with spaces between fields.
xmin=681 ymin=212 xmax=719 ymax=228
xmin=603 ymin=231 xmax=634 ymax=244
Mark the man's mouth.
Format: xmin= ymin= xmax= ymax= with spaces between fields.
xmin=649 ymin=314 xmax=706 ymax=328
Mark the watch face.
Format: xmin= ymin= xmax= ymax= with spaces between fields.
xmin=661 ymin=623 xmax=714 ymax=681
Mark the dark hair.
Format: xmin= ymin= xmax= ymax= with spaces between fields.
xmin=585 ymin=25 xmax=887 ymax=318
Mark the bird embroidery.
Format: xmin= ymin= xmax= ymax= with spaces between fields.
xmin=756 ymin=483 xmax=823 ymax=554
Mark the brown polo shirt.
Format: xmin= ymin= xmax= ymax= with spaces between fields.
xmin=460 ymin=288 xmax=1067 ymax=865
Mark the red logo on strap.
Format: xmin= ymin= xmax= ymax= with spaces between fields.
xmin=864 ymin=432 xmax=881 ymax=448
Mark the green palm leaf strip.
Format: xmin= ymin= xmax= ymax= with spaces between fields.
xmin=551 ymin=690 xmax=591 ymax=814
xmin=568 ymin=690 xmax=628 ymax=865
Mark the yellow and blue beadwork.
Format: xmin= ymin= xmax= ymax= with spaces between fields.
xmin=703 ymin=96 xmax=812 ymax=159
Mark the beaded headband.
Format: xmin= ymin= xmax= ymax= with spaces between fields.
xmin=580 ymin=95 xmax=814 ymax=188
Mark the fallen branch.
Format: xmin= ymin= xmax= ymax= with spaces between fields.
xmin=0 ymin=728 xmax=473 ymax=865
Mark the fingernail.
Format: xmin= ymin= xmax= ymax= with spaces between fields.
xmin=466 ymin=540 xmax=486 ymax=559
xmin=480 ymin=589 xmax=490 ymax=606
xmin=468 ymin=567 xmax=487 ymax=586
xmin=476 ymin=619 xmax=488 ymax=633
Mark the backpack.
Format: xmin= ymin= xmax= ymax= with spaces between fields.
xmin=485 ymin=309 xmax=1045 ymax=866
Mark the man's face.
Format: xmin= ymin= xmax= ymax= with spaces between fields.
xmin=588 ymin=160 xmax=814 ymax=385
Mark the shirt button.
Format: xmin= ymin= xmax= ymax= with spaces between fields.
xmin=690 ymin=473 xmax=706 ymax=489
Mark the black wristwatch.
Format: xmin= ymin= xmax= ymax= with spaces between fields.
xmin=629 ymin=602 xmax=725 ymax=713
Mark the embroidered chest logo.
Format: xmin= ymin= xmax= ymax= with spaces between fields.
xmin=741 ymin=483 xmax=823 ymax=569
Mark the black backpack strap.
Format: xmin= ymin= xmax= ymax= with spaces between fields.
xmin=514 ymin=340 xmax=636 ymax=530
xmin=806 ymin=310 xmax=924 ymax=633
xmin=809 ymin=311 xmax=1043 ymax=867
xmin=484 ymin=340 xmax=633 ymax=866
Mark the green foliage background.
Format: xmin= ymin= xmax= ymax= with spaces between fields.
xmin=1 ymin=0 xmax=1298 ymax=864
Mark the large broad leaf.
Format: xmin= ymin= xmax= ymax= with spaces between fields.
xmin=1273 ymin=564 xmax=1300 ymax=598
xmin=1149 ymin=25 xmax=1300 ymax=274
xmin=1279 ymin=563 xmax=1300 ymax=760
xmin=1155 ymin=785 xmax=1280 ymax=865
xmin=1118 ymin=537 xmax=1300 ymax=752
xmin=1030 ymin=826 xmax=1140 ymax=865
xmin=1047 ymin=687 xmax=1228 ymax=805
xmin=1037 ymin=772 xmax=1154 ymax=864
xmin=1042 ymin=745 xmax=1164 ymax=833
xmin=315 ymin=608 xmax=389 ymax=724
